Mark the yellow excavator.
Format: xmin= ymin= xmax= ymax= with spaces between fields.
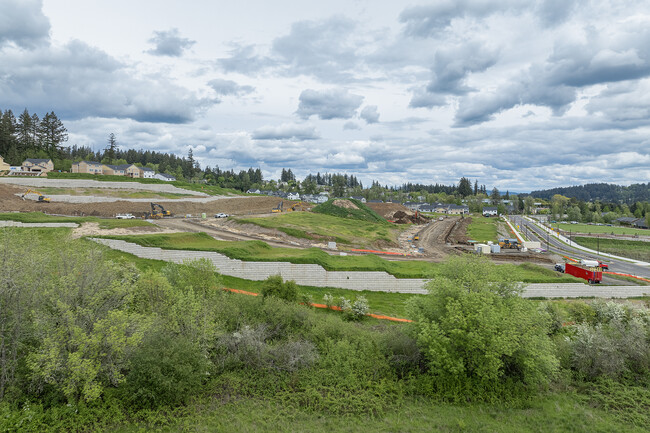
xmin=21 ymin=189 xmax=50 ymax=203
xmin=144 ymin=202 xmax=171 ymax=219
xmin=272 ymin=200 xmax=283 ymax=213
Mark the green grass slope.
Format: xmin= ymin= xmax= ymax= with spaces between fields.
xmin=312 ymin=198 xmax=387 ymax=223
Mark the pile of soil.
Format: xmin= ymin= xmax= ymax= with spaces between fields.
xmin=332 ymin=199 xmax=358 ymax=210
xmin=387 ymin=210 xmax=430 ymax=224
xmin=366 ymin=202 xmax=410 ymax=218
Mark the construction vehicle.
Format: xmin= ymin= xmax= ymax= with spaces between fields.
xmin=272 ymin=200 xmax=283 ymax=213
xmin=144 ymin=202 xmax=171 ymax=219
xmin=21 ymin=189 xmax=50 ymax=203
xmin=498 ymin=238 xmax=520 ymax=249
xmin=565 ymin=262 xmax=602 ymax=284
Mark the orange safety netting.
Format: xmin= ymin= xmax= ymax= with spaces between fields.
xmin=222 ymin=288 xmax=412 ymax=322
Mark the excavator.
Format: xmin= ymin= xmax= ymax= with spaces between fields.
xmin=21 ymin=189 xmax=50 ymax=203
xmin=272 ymin=200 xmax=302 ymax=213
xmin=144 ymin=202 xmax=171 ymax=219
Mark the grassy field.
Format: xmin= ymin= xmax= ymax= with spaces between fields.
xmin=312 ymin=198 xmax=387 ymax=223
xmin=109 ymin=392 xmax=648 ymax=433
xmin=467 ymin=216 xmax=499 ymax=242
xmin=236 ymin=211 xmax=401 ymax=247
xmin=555 ymin=222 xmax=649 ymax=236
xmin=95 ymin=232 xmax=582 ymax=283
xmin=575 ymin=236 xmax=650 ymax=262
xmin=0 ymin=211 xmax=154 ymax=229
xmin=46 ymin=172 xmax=242 ymax=195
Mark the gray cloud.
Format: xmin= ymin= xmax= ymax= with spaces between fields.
xmin=296 ymin=88 xmax=364 ymax=120
xmin=399 ymin=1 xmax=523 ymax=37
xmin=0 ymin=0 xmax=50 ymax=48
xmin=360 ymin=105 xmax=380 ymax=123
xmin=409 ymin=89 xmax=447 ymax=109
xmin=343 ymin=121 xmax=361 ymax=130
xmin=208 ymin=78 xmax=255 ymax=98
xmin=427 ymin=42 xmax=499 ymax=94
xmin=272 ymin=16 xmax=359 ymax=81
xmin=454 ymin=28 xmax=650 ymax=126
xmin=217 ymin=43 xmax=275 ymax=74
xmin=0 ymin=40 xmax=212 ymax=123
xmin=252 ymin=123 xmax=319 ymax=140
xmin=146 ymin=28 xmax=195 ymax=57
xmin=535 ymin=0 xmax=578 ymax=27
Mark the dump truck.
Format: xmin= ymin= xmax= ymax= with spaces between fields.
xmin=565 ymin=262 xmax=602 ymax=284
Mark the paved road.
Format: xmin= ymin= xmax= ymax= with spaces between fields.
xmin=509 ymin=215 xmax=650 ymax=279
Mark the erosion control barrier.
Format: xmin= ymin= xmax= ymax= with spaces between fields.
xmin=222 ymin=287 xmax=412 ymax=322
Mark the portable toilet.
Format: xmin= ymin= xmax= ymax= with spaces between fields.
xmin=201 ymin=212 xmax=207 ymax=219
xmin=490 ymin=244 xmax=501 ymax=253
xmin=480 ymin=244 xmax=491 ymax=254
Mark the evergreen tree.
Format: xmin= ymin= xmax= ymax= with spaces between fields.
xmin=39 ymin=112 xmax=68 ymax=158
xmin=457 ymin=177 xmax=472 ymax=197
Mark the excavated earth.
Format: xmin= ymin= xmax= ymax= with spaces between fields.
xmin=0 ymin=183 xmax=286 ymax=217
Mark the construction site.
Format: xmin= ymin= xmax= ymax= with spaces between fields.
xmin=0 ymin=178 xmax=553 ymax=265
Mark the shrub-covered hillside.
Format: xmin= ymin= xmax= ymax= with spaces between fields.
xmin=312 ymin=199 xmax=387 ymax=223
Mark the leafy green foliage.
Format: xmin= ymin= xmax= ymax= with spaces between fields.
xmin=260 ymin=274 xmax=298 ymax=302
xmin=122 ymin=333 xmax=209 ymax=409
xmin=407 ymin=255 xmax=559 ymax=401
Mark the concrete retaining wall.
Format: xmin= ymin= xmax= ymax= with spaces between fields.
xmin=90 ymin=238 xmax=650 ymax=298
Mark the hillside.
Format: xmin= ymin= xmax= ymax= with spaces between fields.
xmin=312 ymin=199 xmax=387 ymax=223
xmin=529 ymin=182 xmax=650 ymax=203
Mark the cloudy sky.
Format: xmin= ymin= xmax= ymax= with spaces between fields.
xmin=2 ymin=0 xmax=650 ymax=191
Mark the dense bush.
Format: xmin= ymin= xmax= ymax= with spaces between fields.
xmin=122 ymin=332 xmax=209 ymax=409
xmin=407 ymin=255 xmax=559 ymax=401
xmin=260 ymin=274 xmax=298 ymax=302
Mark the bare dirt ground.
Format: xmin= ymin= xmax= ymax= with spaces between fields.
xmin=70 ymin=222 xmax=183 ymax=239
xmin=0 ymin=183 xmax=286 ymax=217
xmin=1 ymin=181 xmax=555 ymax=265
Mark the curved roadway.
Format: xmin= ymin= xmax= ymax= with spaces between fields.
xmin=509 ymin=215 xmax=650 ymax=279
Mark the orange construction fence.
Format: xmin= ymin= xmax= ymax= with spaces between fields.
xmin=222 ymin=287 xmax=413 ymax=322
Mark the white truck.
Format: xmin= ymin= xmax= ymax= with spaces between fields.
xmin=116 ymin=213 xmax=136 ymax=219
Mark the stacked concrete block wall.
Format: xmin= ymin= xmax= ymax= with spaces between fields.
xmin=90 ymin=238 xmax=650 ymax=298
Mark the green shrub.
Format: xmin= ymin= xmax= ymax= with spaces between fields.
xmin=123 ymin=333 xmax=209 ymax=409
xmin=260 ymin=274 xmax=298 ymax=302
xmin=407 ymin=255 xmax=558 ymax=401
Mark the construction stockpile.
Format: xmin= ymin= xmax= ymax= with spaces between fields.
xmin=388 ymin=210 xmax=430 ymax=224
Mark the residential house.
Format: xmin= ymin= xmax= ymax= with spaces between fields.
xmin=0 ymin=155 xmax=10 ymax=172
xmin=154 ymin=173 xmax=176 ymax=182
xmin=447 ymin=204 xmax=469 ymax=215
xmin=139 ymin=166 xmax=155 ymax=179
xmin=633 ymin=219 xmax=648 ymax=229
xmin=22 ymin=158 xmax=54 ymax=174
xmin=615 ymin=217 xmax=639 ymax=226
xmin=287 ymin=192 xmax=300 ymax=200
xmin=72 ymin=160 xmax=104 ymax=174
xmin=483 ymin=207 xmax=498 ymax=217
xmin=102 ymin=164 xmax=126 ymax=176
xmin=403 ymin=201 xmax=421 ymax=211
xmin=350 ymin=196 xmax=366 ymax=203
xmin=418 ymin=204 xmax=437 ymax=213
xmin=247 ymin=188 xmax=261 ymax=194
xmin=367 ymin=199 xmax=383 ymax=203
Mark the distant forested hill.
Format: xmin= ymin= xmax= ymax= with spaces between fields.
xmin=530 ymin=183 xmax=650 ymax=203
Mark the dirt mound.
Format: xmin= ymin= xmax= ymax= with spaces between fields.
xmin=386 ymin=210 xmax=430 ymax=225
xmin=366 ymin=202 xmax=410 ymax=218
xmin=332 ymin=199 xmax=358 ymax=209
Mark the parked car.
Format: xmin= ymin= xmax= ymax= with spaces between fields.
xmin=554 ymin=263 xmax=565 ymax=273
xmin=116 ymin=213 xmax=135 ymax=219
xmin=214 ymin=213 xmax=229 ymax=218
